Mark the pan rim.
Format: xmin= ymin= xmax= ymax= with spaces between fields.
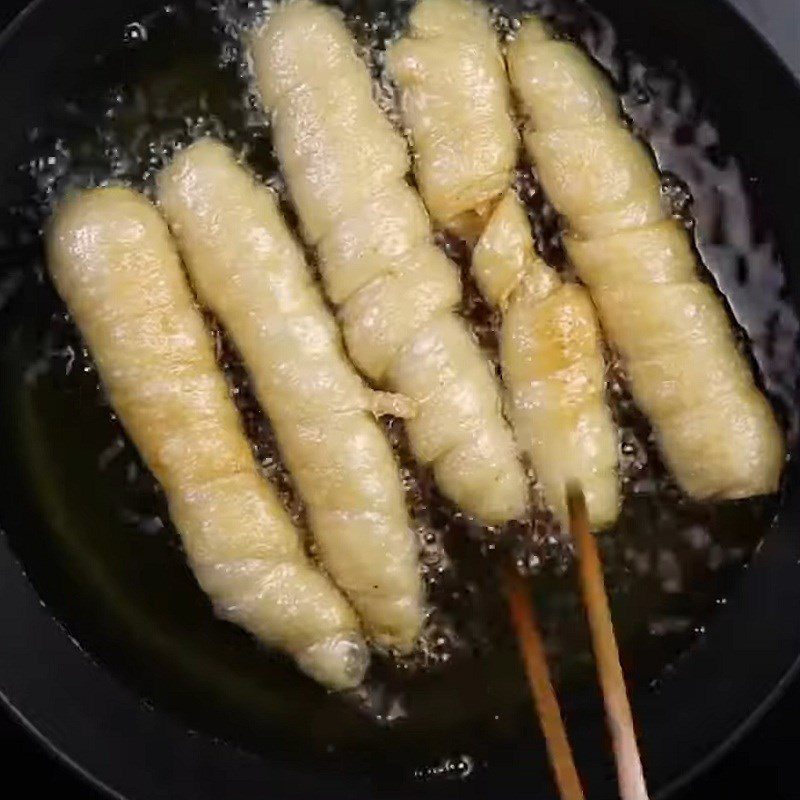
xmin=2 ymin=0 xmax=800 ymax=798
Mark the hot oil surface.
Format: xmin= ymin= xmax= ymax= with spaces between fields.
xmin=0 ymin=0 xmax=796 ymax=785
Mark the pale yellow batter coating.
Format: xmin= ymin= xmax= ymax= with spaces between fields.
xmin=508 ymin=19 xmax=784 ymax=499
xmin=474 ymin=191 xmax=619 ymax=527
xmin=158 ymin=139 xmax=422 ymax=651
xmin=387 ymin=0 xmax=618 ymax=528
xmin=47 ymin=186 xmax=368 ymax=689
xmin=251 ymin=0 xmax=527 ymax=525
xmin=387 ymin=0 xmax=518 ymax=239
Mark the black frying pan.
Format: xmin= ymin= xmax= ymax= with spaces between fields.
xmin=2 ymin=1 xmax=800 ymax=798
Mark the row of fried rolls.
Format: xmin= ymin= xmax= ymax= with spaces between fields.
xmin=47 ymin=0 xmax=784 ymax=689
xmin=48 ymin=187 xmax=370 ymax=689
xmin=507 ymin=17 xmax=783 ymax=499
xmin=388 ymin=0 xmax=782 ymax=520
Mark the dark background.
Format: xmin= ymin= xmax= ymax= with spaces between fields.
xmin=1 ymin=0 xmax=798 ymax=797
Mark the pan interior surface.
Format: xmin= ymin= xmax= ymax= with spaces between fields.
xmin=1 ymin=1 xmax=799 ymax=799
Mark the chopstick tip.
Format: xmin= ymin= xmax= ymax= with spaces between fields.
xmin=565 ymin=480 xmax=586 ymax=518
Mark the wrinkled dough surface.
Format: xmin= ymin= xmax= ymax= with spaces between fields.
xmin=340 ymin=248 xmax=462 ymax=382
xmin=47 ymin=186 xmax=367 ymax=689
xmin=590 ymin=277 xmax=782 ymax=498
xmin=318 ymin=185 xmax=431 ymax=305
xmin=269 ymin=80 xmax=409 ymax=244
xmin=510 ymin=21 xmax=784 ymax=498
xmin=387 ymin=314 xmax=527 ymax=523
xmin=507 ymin=37 xmax=619 ymax=130
xmin=524 ymin=125 xmax=663 ymax=238
xmin=158 ymin=140 xmax=422 ymax=650
xmin=251 ymin=0 xmax=526 ymax=524
xmin=387 ymin=0 xmax=517 ymax=236
xmin=565 ymin=219 xmax=696 ymax=287
xmin=474 ymin=192 xmax=619 ymax=527
xmin=251 ymin=4 xmax=407 ymax=244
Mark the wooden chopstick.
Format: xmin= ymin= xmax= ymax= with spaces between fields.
xmin=505 ymin=566 xmax=586 ymax=800
xmin=567 ymin=483 xmax=650 ymax=800
xmin=505 ymin=485 xmax=650 ymax=800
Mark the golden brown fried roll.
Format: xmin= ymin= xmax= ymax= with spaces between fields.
xmin=474 ymin=191 xmax=619 ymax=527
xmin=387 ymin=0 xmax=518 ymax=239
